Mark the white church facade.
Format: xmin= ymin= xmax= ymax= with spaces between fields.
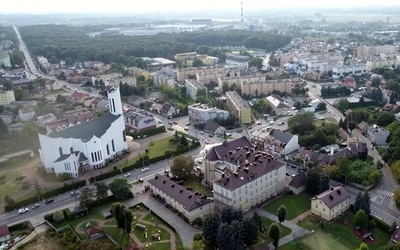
xmin=38 ymin=87 xmax=128 ymax=178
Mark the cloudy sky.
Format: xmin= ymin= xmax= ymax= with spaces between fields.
xmin=2 ymin=0 xmax=400 ymax=13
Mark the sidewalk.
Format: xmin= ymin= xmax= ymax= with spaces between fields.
xmin=290 ymin=210 xmax=311 ymax=224
xmin=252 ymin=209 xmax=309 ymax=248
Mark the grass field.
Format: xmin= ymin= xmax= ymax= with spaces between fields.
xmin=125 ymin=136 xmax=177 ymax=167
xmin=102 ymin=227 xmax=130 ymax=247
xmin=264 ymin=193 xmax=311 ymax=220
xmin=132 ymin=222 xmax=171 ymax=242
xmin=301 ymin=230 xmax=349 ymax=250
xmin=314 ymin=117 xmax=337 ymax=127
xmin=298 ymin=213 xmax=390 ymax=250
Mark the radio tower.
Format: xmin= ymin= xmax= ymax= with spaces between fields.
xmin=241 ymin=1 xmax=244 ymax=24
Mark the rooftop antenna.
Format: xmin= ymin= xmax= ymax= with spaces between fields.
xmin=241 ymin=1 xmax=244 ymax=24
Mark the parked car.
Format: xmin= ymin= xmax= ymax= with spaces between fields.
xmin=168 ymin=122 xmax=173 ymax=125
xmin=184 ymin=127 xmax=189 ymax=131
xmin=141 ymin=167 xmax=149 ymax=172
xmin=164 ymin=169 xmax=170 ymax=174
xmin=44 ymin=198 xmax=54 ymax=204
xmin=18 ymin=208 xmax=29 ymax=214
xmin=237 ymin=129 xmax=242 ymax=133
xmin=139 ymin=178 xmax=144 ymax=183
xmin=31 ymin=204 xmax=40 ymax=209
xmin=124 ymin=173 xmax=131 ymax=178
xmin=173 ymin=121 xmax=178 ymax=124
xmin=204 ymin=140 xmax=210 ymax=144
xmin=200 ymin=131 xmax=204 ymax=134
xmin=186 ymin=122 xmax=191 ymax=125
xmin=70 ymin=190 xmax=80 ymax=196
xmin=209 ymin=134 xmax=214 ymax=137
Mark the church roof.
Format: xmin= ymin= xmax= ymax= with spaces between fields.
xmin=47 ymin=113 xmax=121 ymax=141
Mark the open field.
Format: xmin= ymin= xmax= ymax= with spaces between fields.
xmin=264 ymin=193 xmax=311 ymax=220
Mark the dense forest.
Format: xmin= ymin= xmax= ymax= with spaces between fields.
xmin=0 ymin=26 xmax=18 ymax=44
xmin=19 ymin=25 xmax=291 ymax=65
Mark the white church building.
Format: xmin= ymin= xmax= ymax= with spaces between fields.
xmin=38 ymin=87 xmax=128 ymax=178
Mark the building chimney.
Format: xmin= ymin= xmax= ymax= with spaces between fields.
xmin=330 ymin=147 xmax=335 ymax=156
xmin=188 ymin=195 xmax=192 ymax=199
xmin=329 ymin=195 xmax=333 ymax=200
xmin=171 ymin=184 xmax=175 ymax=188
xmin=337 ymin=189 xmax=341 ymax=195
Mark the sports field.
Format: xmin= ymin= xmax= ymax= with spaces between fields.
xmin=301 ymin=230 xmax=349 ymax=250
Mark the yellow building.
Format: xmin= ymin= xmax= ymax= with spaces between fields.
xmin=226 ymin=91 xmax=251 ymax=124
xmin=128 ymin=67 xmax=150 ymax=80
xmin=0 ymin=90 xmax=15 ymax=106
xmin=311 ymin=186 xmax=351 ymax=221
xmin=241 ymin=79 xmax=295 ymax=96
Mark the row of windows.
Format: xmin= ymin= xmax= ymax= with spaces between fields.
xmin=91 ymin=151 xmax=103 ymax=162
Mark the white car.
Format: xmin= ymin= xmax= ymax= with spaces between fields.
xmin=204 ymin=140 xmax=210 ymax=144
xmin=18 ymin=208 xmax=29 ymax=214
xmin=141 ymin=167 xmax=149 ymax=172
xmin=124 ymin=173 xmax=131 ymax=178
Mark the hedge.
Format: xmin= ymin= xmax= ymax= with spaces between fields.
xmin=63 ymin=208 xmax=75 ymax=221
xmin=372 ymin=216 xmax=390 ymax=233
xmin=127 ymin=126 xmax=166 ymax=139
xmin=4 ymin=180 xmax=87 ymax=212
xmin=177 ymin=131 xmax=196 ymax=141
xmin=89 ymin=169 xmax=122 ymax=184
xmin=44 ymin=213 xmax=54 ymax=223
xmin=9 ymin=221 xmax=30 ymax=231
xmin=122 ymin=141 xmax=201 ymax=173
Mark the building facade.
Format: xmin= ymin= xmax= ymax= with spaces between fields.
xmin=38 ymin=87 xmax=128 ymax=178
xmin=185 ymin=79 xmax=206 ymax=100
xmin=226 ymin=91 xmax=251 ymax=124
xmin=241 ymin=79 xmax=295 ymax=96
xmin=0 ymin=90 xmax=15 ymax=106
xmin=311 ymin=186 xmax=351 ymax=221
xmin=176 ymin=66 xmax=223 ymax=82
xmin=367 ymin=124 xmax=390 ymax=145
xmin=188 ymin=103 xmax=229 ymax=124
xmin=264 ymin=129 xmax=299 ymax=158
xmin=366 ymin=58 xmax=399 ymax=72
xmin=332 ymin=64 xmax=366 ymax=79
xmin=265 ymin=95 xmax=290 ymax=116
xmin=124 ymin=111 xmax=157 ymax=133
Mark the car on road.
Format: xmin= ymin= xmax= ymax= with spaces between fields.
xmin=158 ymin=120 xmax=162 ymax=124
xmin=256 ymin=121 xmax=262 ymax=125
xmin=141 ymin=167 xmax=149 ymax=172
xmin=124 ymin=173 xmax=131 ymax=178
xmin=18 ymin=208 xmax=29 ymax=214
xmin=278 ymin=122 xmax=285 ymax=125
xmin=44 ymin=198 xmax=54 ymax=204
xmin=168 ymin=122 xmax=173 ymax=125
xmin=237 ymin=129 xmax=242 ymax=133
xmin=164 ymin=169 xmax=170 ymax=174
xmin=204 ymin=140 xmax=210 ymax=144
xmin=186 ymin=122 xmax=191 ymax=125
xmin=70 ymin=190 xmax=80 ymax=196
xmin=139 ymin=178 xmax=144 ymax=183
xmin=208 ymin=134 xmax=214 ymax=137
xmin=31 ymin=203 xmax=40 ymax=209
xmin=173 ymin=121 xmax=178 ymax=124
xmin=200 ymin=131 xmax=204 ymax=134
xmin=184 ymin=127 xmax=189 ymax=131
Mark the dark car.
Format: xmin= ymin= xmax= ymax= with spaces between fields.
xmin=44 ymin=198 xmax=54 ymax=204
xmin=237 ymin=129 xmax=242 ymax=133
xmin=209 ymin=134 xmax=214 ymax=137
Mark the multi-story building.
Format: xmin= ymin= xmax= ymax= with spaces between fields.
xmin=18 ymin=106 xmax=36 ymax=122
xmin=218 ymin=74 xmax=265 ymax=89
xmin=150 ymin=67 xmax=176 ymax=88
xmin=124 ymin=111 xmax=156 ymax=133
xmin=264 ymin=129 xmax=299 ymax=158
xmin=311 ymin=186 xmax=351 ymax=221
xmin=367 ymin=124 xmax=390 ymax=146
xmin=225 ymin=53 xmax=250 ymax=69
xmin=38 ymin=87 xmax=128 ymax=178
xmin=128 ymin=67 xmax=150 ymax=80
xmin=226 ymin=91 xmax=251 ymax=124
xmin=241 ymin=79 xmax=295 ymax=96
xmin=196 ymin=71 xmax=224 ymax=85
xmin=366 ymin=58 xmax=400 ymax=72
xmin=315 ymin=83 xmax=340 ymax=96
xmin=188 ymin=103 xmax=229 ymax=124
xmin=174 ymin=52 xmax=218 ymax=67
xmin=211 ymin=143 xmax=286 ymax=211
xmin=332 ymin=64 xmax=366 ymax=79
xmin=356 ymin=45 xmax=396 ymax=61
xmin=185 ymin=79 xmax=206 ymax=100
xmin=148 ymin=174 xmax=214 ymax=222
xmin=176 ymin=66 xmax=224 ymax=82
xmin=265 ymin=95 xmax=290 ymax=116
xmin=0 ymin=90 xmax=15 ymax=106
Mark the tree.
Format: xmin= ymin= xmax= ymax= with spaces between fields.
xmin=337 ymin=98 xmax=349 ymax=112
xmin=354 ymin=210 xmax=368 ymax=229
xmin=354 ymin=192 xmax=363 ymax=213
xmin=192 ymin=58 xmax=204 ymax=67
xmin=123 ymin=209 xmax=133 ymax=235
xmin=268 ymin=223 xmax=281 ymax=249
xmin=202 ymin=214 xmax=221 ymax=249
xmin=56 ymin=94 xmax=68 ymax=104
xmin=111 ymin=202 xmax=126 ymax=230
xmin=277 ymin=205 xmax=287 ymax=224
xmin=33 ymin=179 xmax=42 ymax=200
xmin=362 ymin=191 xmax=371 ymax=217
xmin=222 ymin=82 xmax=229 ymax=93
xmin=79 ymin=188 xmax=93 ymax=208
xmin=251 ymin=211 xmax=263 ymax=232
xmin=170 ymin=155 xmax=195 ymax=181
xmin=318 ymin=174 xmax=330 ymax=194
xmin=94 ymin=181 xmax=108 ymax=200
xmin=377 ymin=111 xmax=395 ymax=127
xmin=357 ymin=242 xmax=369 ymax=250
xmin=109 ymin=178 xmax=132 ymax=200
xmin=193 ymin=240 xmax=206 ymax=250
xmin=249 ymin=57 xmax=263 ymax=70
xmin=240 ymin=217 xmax=258 ymax=247
xmin=316 ymin=102 xmax=326 ymax=111
xmin=53 ymin=210 xmax=65 ymax=222
xmin=217 ymin=221 xmax=244 ymax=250
xmin=348 ymin=120 xmax=356 ymax=131
xmin=306 ymin=167 xmax=328 ymax=195
xmin=180 ymin=135 xmax=188 ymax=146
xmin=1 ymin=80 xmax=12 ymax=91
xmin=221 ymin=206 xmax=243 ymax=224
xmin=4 ymin=195 xmax=14 ymax=206
xmin=390 ymin=221 xmax=398 ymax=235
xmin=287 ymin=112 xmax=315 ymax=135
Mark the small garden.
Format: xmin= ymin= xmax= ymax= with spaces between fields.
xmin=263 ymin=193 xmax=312 ymax=220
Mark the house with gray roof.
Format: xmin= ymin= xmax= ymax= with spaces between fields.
xmin=288 ymin=173 xmax=306 ymax=194
xmin=264 ymin=129 xmax=299 ymax=158
xmin=311 ymin=186 xmax=351 ymax=221
xmin=148 ymin=175 xmax=213 ymax=222
xmin=124 ymin=111 xmax=156 ymax=133
xmin=203 ymin=121 xmax=226 ymax=136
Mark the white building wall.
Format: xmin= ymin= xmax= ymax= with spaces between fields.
xmin=284 ymin=135 xmax=299 ymax=155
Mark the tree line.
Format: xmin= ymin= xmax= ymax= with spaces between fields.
xmin=19 ymin=25 xmax=291 ymax=65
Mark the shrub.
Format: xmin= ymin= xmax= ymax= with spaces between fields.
xmin=192 ymin=217 xmax=203 ymax=227
xmin=57 ymin=173 xmax=70 ymax=181
xmin=373 ymin=216 xmax=390 ymax=233
xmin=193 ymin=233 xmax=203 ymax=241
xmin=63 ymin=208 xmax=75 ymax=221
xmin=44 ymin=213 xmax=54 ymax=222
xmin=53 ymin=210 xmax=65 ymax=222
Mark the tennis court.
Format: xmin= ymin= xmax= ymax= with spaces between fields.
xmin=301 ymin=230 xmax=349 ymax=250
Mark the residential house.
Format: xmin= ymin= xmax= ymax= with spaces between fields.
xmin=264 ymin=129 xmax=299 ymax=158
xmin=337 ymin=128 xmax=350 ymax=144
xmin=127 ymin=96 xmax=147 ymax=107
xmin=0 ymin=90 xmax=15 ymax=106
xmin=64 ymin=109 xmax=95 ymax=126
xmin=212 ymin=147 xmax=286 ymax=212
xmin=382 ymin=103 xmax=398 ymax=113
xmin=36 ymin=113 xmax=58 ymax=127
xmin=0 ymin=114 xmax=12 ymax=125
xmin=367 ymin=125 xmax=390 ymax=146
xmin=288 ymin=173 xmax=306 ymax=195
xmin=45 ymin=79 xmax=63 ymax=91
xmin=159 ymin=103 xmax=178 ymax=118
xmin=0 ymin=225 xmax=10 ymax=243
xmin=46 ymin=119 xmax=71 ymax=134
xmin=70 ymin=91 xmax=89 ymax=103
xmin=188 ymin=103 xmax=229 ymax=124
xmin=226 ymin=91 xmax=251 ymax=124
xmin=344 ymin=109 xmax=353 ymax=117
xmin=265 ymin=95 xmax=290 ymax=116
xmin=18 ymin=106 xmax=36 ymax=122
xmin=8 ymin=122 xmax=24 ymax=133
xmin=203 ymin=121 xmax=226 ymax=137
xmin=124 ymin=111 xmax=156 ymax=133
xmin=311 ymin=186 xmax=351 ymax=221
xmin=90 ymin=97 xmax=108 ymax=112
xmin=148 ymin=175 xmax=214 ymax=222
xmin=204 ymin=136 xmax=254 ymax=184
xmin=357 ymin=121 xmax=369 ymax=135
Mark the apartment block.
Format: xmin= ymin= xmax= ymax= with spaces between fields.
xmin=332 ymin=64 xmax=366 ymax=79
xmin=226 ymin=91 xmax=251 ymax=124
xmin=185 ymin=79 xmax=206 ymax=100
xmin=241 ymin=79 xmax=295 ymax=96
xmin=356 ymin=45 xmax=396 ymax=61
xmin=218 ymin=74 xmax=266 ymax=89
xmin=176 ymin=66 xmax=224 ymax=82
xmin=0 ymin=90 xmax=15 ymax=106
xmin=366 ymin=58 xmax=400 ymax=72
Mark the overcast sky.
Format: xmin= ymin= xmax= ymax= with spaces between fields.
xmin=2 ymin=0 xmax=400 ymax=13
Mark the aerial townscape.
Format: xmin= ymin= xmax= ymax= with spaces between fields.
xmin=2 ymin=1 xmax=400 ymax=250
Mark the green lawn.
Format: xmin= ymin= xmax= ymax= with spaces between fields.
xmin=264 ymin=193 xmax=312 ymax=220
xmin=102 ymin=227 xmax=130 ymax=247
xmin=314 ymin=117 xmax=337 ymax=127
xmin=132 ymin=221 xmax=171 ymax=243
xmin=146 ymin=242 xmax=171 ymax=250
xmin=256 ymin=217 xmax=292 ymax=248
xmin=175 ymin=233 xmax=184 ymax=250
xmin=142 ymin=212 xmax=165 ymax=225
xmin=297 ymin=213 xmax=390 ymax=250
xmin=184 ymin=179 xmax=213 ymax=197
xmin=124 ymin=136 xmax=177 ymax=167
xmin=278 ymin=241 xmax=311 ymax=250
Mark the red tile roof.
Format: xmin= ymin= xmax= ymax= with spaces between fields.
xmin=0 ymin=225 xmax=10 ymax=237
